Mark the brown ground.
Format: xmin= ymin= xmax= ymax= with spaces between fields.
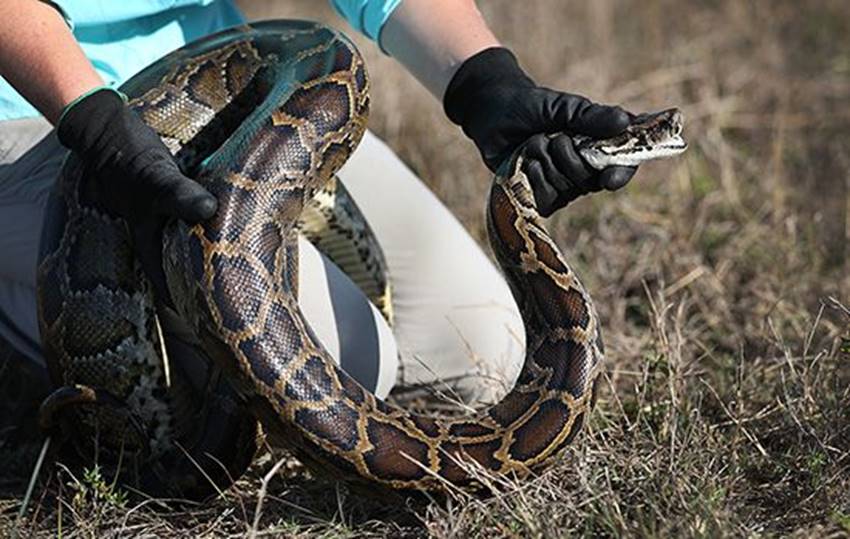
xmin=3 ymin=0 xmax=850 ymax=536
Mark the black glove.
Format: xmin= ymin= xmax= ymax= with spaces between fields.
xmin=57 ymin=87 xmax=217 ymax=223
xmin=57 ymin=87 xmax=217 ymax=297
xmin=443 ymin=47 xmax=637 ymax=217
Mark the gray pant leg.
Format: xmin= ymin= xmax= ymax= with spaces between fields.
xmin=0 ymin=118 xmax=63 ymax=366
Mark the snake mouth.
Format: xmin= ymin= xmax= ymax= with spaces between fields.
xmin=654 ymin=133 xmax=689 ymax=153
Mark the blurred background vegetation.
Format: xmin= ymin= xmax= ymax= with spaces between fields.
xmin=5 ymin=1 xmax=850 ymax=536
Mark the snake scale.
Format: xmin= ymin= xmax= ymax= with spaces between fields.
xmin=36 ymin=20 xmax=686 ymax=497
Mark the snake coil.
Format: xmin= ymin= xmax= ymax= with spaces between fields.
xmin=37 ymin=20 xmax=685 ymax=496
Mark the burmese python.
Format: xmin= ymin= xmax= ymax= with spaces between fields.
xmin=36 ymin=20 xmax=686 ymax=496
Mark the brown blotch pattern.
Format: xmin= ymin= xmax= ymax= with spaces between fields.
xmin=186 ymin=58 xmax=231 ymax=111
xmin=410 ymin=415 xmax=441 ymax=438
xmin=437 ymin=440 xmax=503 ymax=483
xmin=285 ymin=355 xmax=336 ymax=403
xmin=362 ymin=419 xmax=431 ymax=481
xmin=488 ymin=186 xmax=525 ymax=263
xmin=234 ymin=123 xmax=309 ymax=184
xmin=448 ymin=421 xmax=496 ymax=439
xmin=294 ymin=401 xmax=360 ymax=452
xmin=283 ymin=81 xmax=351 ymax=136
xmin=527 ymin=272 xmax=590 ymax=329
xmin=340 ymin=373 xmax=367 ymax=405
xmin=251 ymin=222 xmax=282 ymax=277
xmin=261 ymin=301 xmax=303 ymax=359
xmin=210 ymin=254 xmax=266 ymax=333
xmin=508 ymin=399 xmax=571 ymax=462
xmin=529 ymin=229 xmax=567 ymax=273
xmin=534 ymin=338 xmax=591 ymax=398
xmin=205 ymin=181 xmax=260 ymax=243
xmin=488 ymin=390 xmax=540 ymax=427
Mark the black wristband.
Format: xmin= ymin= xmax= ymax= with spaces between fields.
xmin=56 ymin=88 xmax=125 ymax=153
xmin=443 ymin=47 xmax=534 ymax=127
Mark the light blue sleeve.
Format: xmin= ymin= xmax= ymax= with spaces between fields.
xmin=329 ymin=0 xmax=404 ymax=46
xmin=51 ymin=1 xmax=221 ymax=27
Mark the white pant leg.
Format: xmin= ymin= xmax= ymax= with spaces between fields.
xmin=337 ymin=131 xmax=526 ymax=403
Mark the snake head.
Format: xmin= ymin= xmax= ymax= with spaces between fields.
xmin=576 ymin=108 xmax=688 ymax=170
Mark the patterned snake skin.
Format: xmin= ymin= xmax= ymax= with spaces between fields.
xmin=37 ymin=20 xmax=686 ymax=495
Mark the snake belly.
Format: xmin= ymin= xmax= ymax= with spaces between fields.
xmin=37 ymin=19 xmax=679 ymax=495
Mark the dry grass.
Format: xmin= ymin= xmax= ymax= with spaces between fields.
xmin=3 ymin=0 xmax=850 ymax=536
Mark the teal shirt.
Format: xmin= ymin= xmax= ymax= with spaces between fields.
xmin=0 ymin=0 xmax=403 ymax=121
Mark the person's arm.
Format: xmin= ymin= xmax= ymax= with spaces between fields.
xmin=380 ymin=0 xmax=498 ymax=99
xmin=0 ymin=0 xmax=216 ymax=295
xmin=380 ymin=0 xmax=637 ymax=216
xmin=0 ymin=0 xmax=102 ymax=124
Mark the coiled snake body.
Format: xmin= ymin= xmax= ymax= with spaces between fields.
xmin=37 ymin=21 xmax=686 ymax=496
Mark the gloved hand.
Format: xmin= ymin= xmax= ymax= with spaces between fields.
xmin=57 ymin=87 xmax=217 ymax=223
xmin=57 ymin=87 xmax=217 ymax=297
xmin=443 ymin=47 xmax=637 ymax=217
